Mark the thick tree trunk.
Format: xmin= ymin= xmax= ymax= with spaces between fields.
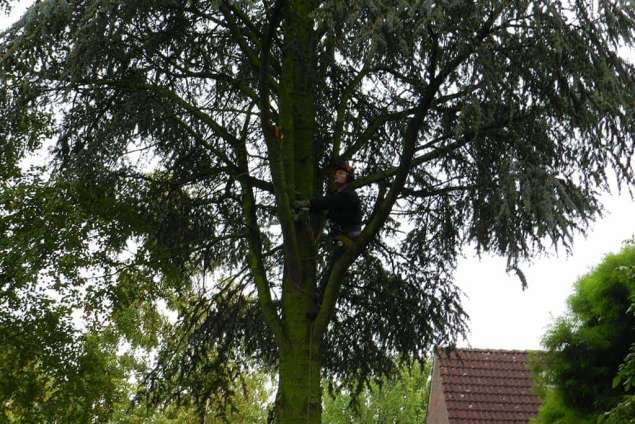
xmin=276 ymin=333 xmax=322 ymax=423
xmin=274 ymin=262 xmax=322 ymax=423
xmin=271 ymin=1 xmax=321 ymax=421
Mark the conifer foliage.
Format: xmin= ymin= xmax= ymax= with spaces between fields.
xmin=1 ymin=1 xmax=635 ymax=422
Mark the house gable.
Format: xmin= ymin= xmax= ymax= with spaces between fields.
xmin=427 ymin=356 xmax=450 ymax=424
xmin=426 ymin=348 xmax=542 ymax=424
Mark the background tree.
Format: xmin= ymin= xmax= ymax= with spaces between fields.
xmin=532 ymin=241 xmax=635 ymax=424
xmin=599 ymin=249 xmax=635 ymax=424
xmin=0 ymin=302 xmax=133 ymax=423
xmin=2 ymin=0 xmax=635 ymax=422
xmin=323 ymin=359 xmax=431 ymax=423
xmin=110 ymin=366 xmax=272 ymax=424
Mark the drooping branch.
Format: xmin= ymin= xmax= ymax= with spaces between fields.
xmin=338 ymin=107 xmax=418 ymax=162
xmin=351 ymin=137 xmax=469 ymax=189
xmin=219 ymin=1 xmax=262 ymax=74
xmin=38 ymin=76 xmax=274 ymax=192
xmin=351 ymin=105 xmax=549 ymax=191
xmin=170 ymin=113 xmax=273 ymax=193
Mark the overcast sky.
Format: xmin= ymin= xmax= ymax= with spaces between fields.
xmin=3 ymin=2 xmax=635 ymax=352
xmin=456 ymin=192 xmax=635 ymax=351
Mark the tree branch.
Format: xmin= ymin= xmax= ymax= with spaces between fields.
xmin=339 ymin=107 xmax=418 ymax=161
xmin=150 ymin=49 xmax=259 ymax=102
xmin=399 ymin=184 xmax=475 ymax=199
xmin=332 ymin=65 xmax=371 ymax=158
xmin=257 ymin=0 xmax=303 ymax=283
xmin=313 ymin=9 xmax=505 ymax=336
xmin=351 ymin=137 xmax=469 ymax=189
xmin=218 ymin=1 xmax=281 ymax=91
xmin=66 ymin=78 xmax=276 ymax=193
xmin=235 ymin=104 xmax=286 ymax=345
xmin=219 ymin=1 xmax=262 ymax=74
xmin=170 ymin=113 xmax=274 ymax=193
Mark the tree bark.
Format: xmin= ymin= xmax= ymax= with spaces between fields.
xmin=275 ymin=274 xmax=322 ymax=423
xmin=263 ymin=1 xmax=322 ymax=421
xmin=277 ymin=343 xmax=322 ymax=424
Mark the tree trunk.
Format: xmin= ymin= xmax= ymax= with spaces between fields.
xmin=272 ymin=1 xmax=321 ymax=421
xmin=274 ymin=259 xmax=322 ymax=423
xmin=275 ymin=333 xmax=322 ymax=423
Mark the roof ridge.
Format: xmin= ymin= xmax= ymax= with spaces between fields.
xmin=436 ymin=347 xmax=540 ymax=354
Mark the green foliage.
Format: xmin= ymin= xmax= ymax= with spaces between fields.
xmin=533 ymin=242 xmax=635 ymax=423
xmin=111 ymin=368 xmax=271 ymax=424
xmin=110 ymin=404 xmax=200 ymax=424
xmin=120 ymin=359 xmax=431 ymax=423
xmin=530 ymin=389 xmax=595 ymax=424
xmin=2 ymin=0 xmax=635 ymax=421
xmin=323 ymin=360 xmax=431 ymax=423
xmin=0 ymin=298 xmax=132 ymax=423
xmin=602 ymin=261 xmax=635 ymax=424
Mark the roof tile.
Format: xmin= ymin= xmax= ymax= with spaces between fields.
xmin=436 ymin=348 xmax=542 ymax=423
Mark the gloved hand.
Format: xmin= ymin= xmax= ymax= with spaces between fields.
xmin=292 ymin=200 xmax=310 ymax=211
xmin=273 ymin=125 xmax=284 ymax=141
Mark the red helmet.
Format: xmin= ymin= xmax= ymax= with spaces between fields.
xmin=334 ymin=160 xmax=354 ymax=182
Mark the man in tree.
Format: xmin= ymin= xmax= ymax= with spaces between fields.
xmin=295 ymin=160 xmax=362 ymax=246
xmin=1 ymin=1 xmax=635 ymax=423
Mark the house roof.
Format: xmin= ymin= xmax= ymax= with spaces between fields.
xmin=435 ymin=348 xmax=542 ymax=424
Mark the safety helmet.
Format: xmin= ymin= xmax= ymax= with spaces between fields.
xmin=334 ymin=160 xmax=354 ymax=182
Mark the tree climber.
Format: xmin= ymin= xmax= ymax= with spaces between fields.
xmin=294 ymin=160 xmax=362 ymax=248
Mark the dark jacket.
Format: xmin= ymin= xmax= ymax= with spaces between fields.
xmin=310 ymin=185 xmax=362 ymax=234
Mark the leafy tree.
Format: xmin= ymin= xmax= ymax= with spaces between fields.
xmin=602 ymin=257 xmax=635 ymax=424
xmin=0 ymin=300 xmax=132 ymax=423
xmin=532 ymin=242 xmax=635 ymax=424
xmin=323 ymin=359 xmax=430 ymax=423
xmin=111 ymin=367 xmax=272 ymax=424
xmin=2 ymin=0 xmax=635 ymax=422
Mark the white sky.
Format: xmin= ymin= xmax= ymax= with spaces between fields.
xmin=3 ymin=1 xmax=635 ymax=352
xmin=456 ymin=192 xmax=635 ymax=350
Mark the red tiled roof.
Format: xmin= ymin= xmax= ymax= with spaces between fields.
xmin=436 ymin=348 xmax=542 ymax=424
